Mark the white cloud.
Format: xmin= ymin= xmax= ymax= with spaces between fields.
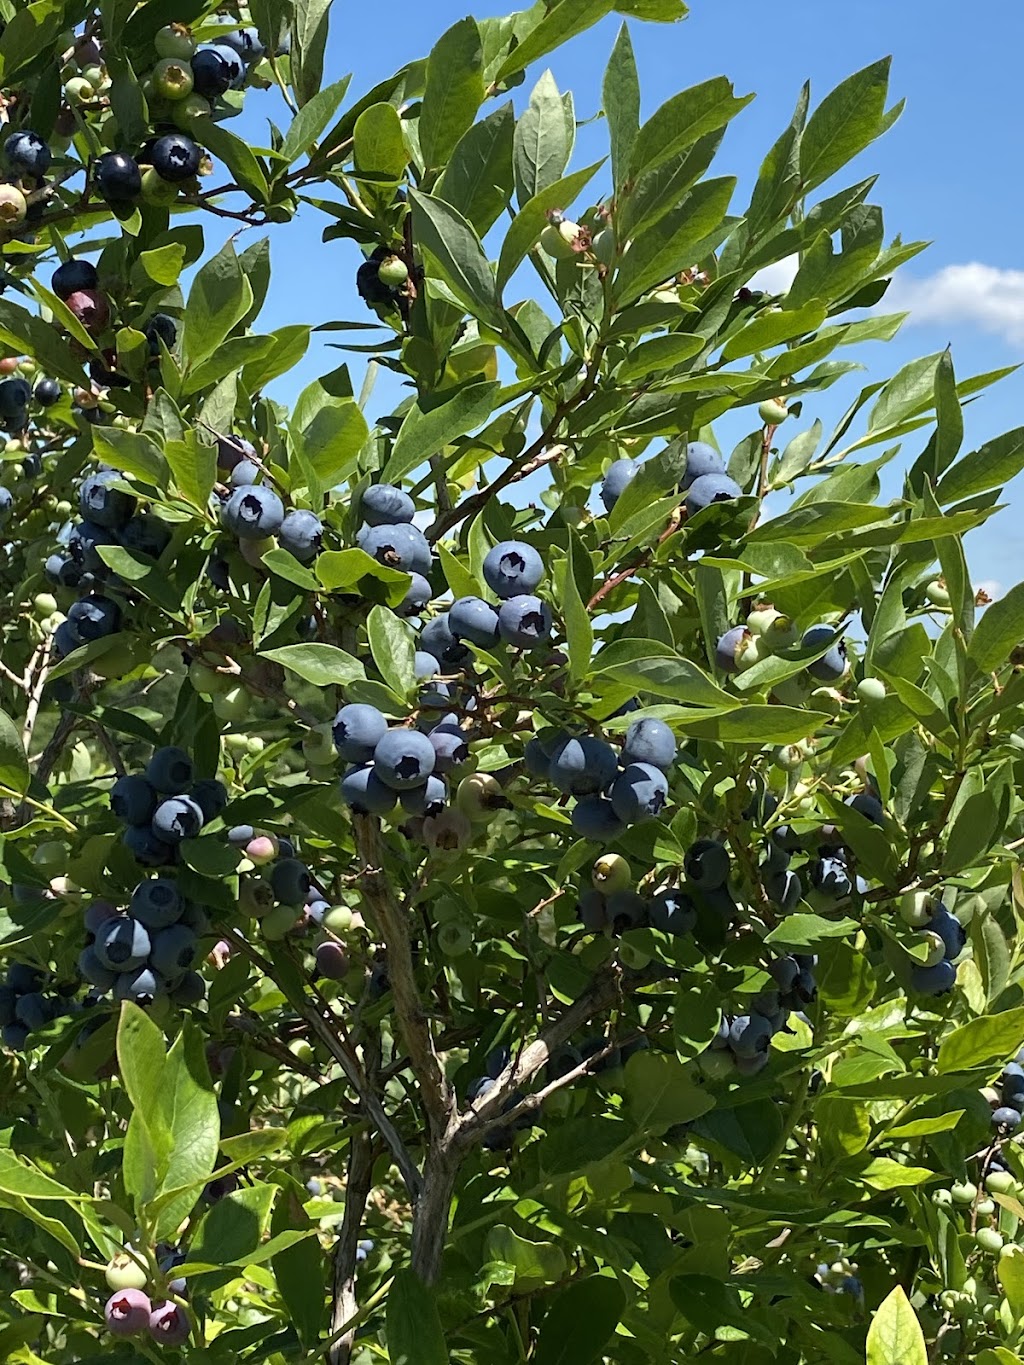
xmin=882 ymin=263 xmax=1024 ymax=348
xmin=749 ymin=255 xmax=799 ymax=295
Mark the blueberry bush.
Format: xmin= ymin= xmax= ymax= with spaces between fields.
xmin=0 ymin=1 xmax=1022 ymax=1361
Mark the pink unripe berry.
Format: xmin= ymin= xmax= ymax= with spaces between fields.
xmin=245 ymin=834 xmax=279 ymax=865
xmin=148 ymin=1299 xmax=190 ymax=1346
xmin=315 ymin=940 xmax=348 ymax=979
xmin=105 ymin=1288 xmax=151 ymax=1337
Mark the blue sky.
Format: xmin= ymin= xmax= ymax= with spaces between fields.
xmin=227 ymin=0 xmax=1024 ymax=595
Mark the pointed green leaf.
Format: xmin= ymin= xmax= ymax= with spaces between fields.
xmin=866 ymin=1285 xmax=926 ymax=1365
xmin=937 ymin=1007 xmax=1024 ymax=1074
xmin=387 ymin=1270 xmax=448 ymax=1365
xmin=604 ymin=25 xmax=640 ymax=194
xmin=514 ymin=70 xmax=574 ymax=208
xmin=801 ymin=59 xmax=895 ymax=194
xmin=628 ymin=76 xmax=752 ymax=181
xmin=409 ymin=190 xmax=502 ymax=330
xmin=420 ymin=17 xmax=484 ymax=170
xmin=383 ymin=380 xmax=499 ymax=485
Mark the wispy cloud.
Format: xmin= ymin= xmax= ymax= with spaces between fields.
xmin=883 ymin=263 xmax=1024 ymax=348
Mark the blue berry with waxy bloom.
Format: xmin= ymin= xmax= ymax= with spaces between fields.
xmin=191 ymin=778 xmax=228 ymax=821
xmin=221 ymin=484 xmax=285 ymax=539
xmin=191 ymin=43 xmax=240 ymax=97
xmin=729 ymin=1013 xmax=773 ymax=1059
xmin=610 ymin=761 xmax=669 ymax=823
xmin=715 ymin=624 xmax=755 ymax=673
xmin=279 ymin=509 xmax=323 ymax=562
xmin=498 ymin=595 xmax=552 ymax=648
xmin=810 ymin=854 xmax=853 ymax=898
xmin=648 ymin=889 xmax=696 ymax=936
xmin=911 ymin=960 xmax=957 ymax=997
xmin=420 ymin=613 xmax=470 ymax=667
xmin=149 ymin=924 xmax=199 ymax=979
xmin=600 ymin=458 xmax=638 ymax=512
xmin=152 ymin=795 xmax=205 ymax=844
xmin=549 ymin=736 xmax=618 ymax=797
xmin=362 ymin=483 xmax=415 ymax=525
xmin=67 ymin=594 xmax=120 ymax=642
xmin=111 ymin=774 xmax=158 ymax=827
xmin=765 ymin=867 xmax=802 ymax=910
xmin=5 ymin=130 xmax=52 ymax=178
xmin=52 ymin=258 xmax=97 ymax=300
xmin=0 ymin=378 xmax=30 ymax=419
xmin=930 ymin=907 xmax=966 ymax=961
xmin=145 ymin=313 xmax=177 ymax=356
xmin=333 ymin=703 xmax=388 ymax=763
xmin=845 ymin=790 xmax=884 ymax=825
xmin=34 ymin=377 xmax=61 ymax=406
xmin=803 ymin=624 xmax=848 ymax=682
xmin=78 ymin=945 xmax=116 ymax=989
xmin=482 ymin=541 xmax=544 ymax=599
xmin=399 ymin=572 xmax=432 ymax=617
xmin=607 ymin=890 xmax=646 ymax=933
xmin=685 ymin=838 xmax=730 ymax=890
xmin=340 ymin=764 xmax=396 ymax=814
xmin=373 ymin=729 xmax=436 ymax=790
xmin=52 ymin=621 xmax=81 ymax=659
xmin=680 ymin=440 xmax=724 ymax=490
xmin=270 ymin=858 xmax=311 ymax=904
xmin=94 ymin=916 xmax=152 ymax=972
xmin=130 ymin=878 xmax=183 ymax=930
xmin=94 ymin=151 xmax=142 ymax=202
xmin=114 ymin=966 xmax=165 ymax=1004
xmin=994 ymin=1106 xmax=1022 ymax=1131
xmin=79 ymin=469 xmax=136 ymax=528
xmin=146 ymin=746 xmax=194 ymax=795
xmin=120 ymin=512 xmax=171 ymax=558
xmin=400 ymin=775 xmax=447 ymax=816
xmin=428 ymin=727 xmax=468 ymax=774
xmin=685 ymin=471 xmax=742 ymax=516
xmin=358 ymin=522 xmax=432 ymax=576
xmin=622 ymin=717 xmax=676 ymax=771
xmin=577 ymin=888 xmax=608 ymax=931
xmin=449 ymin=595 xmax=500 ymax=647
xmin=151 ymin=132 xmax=201 ymax=182
xmin=571 ymin=795 xmax=627 ymax=841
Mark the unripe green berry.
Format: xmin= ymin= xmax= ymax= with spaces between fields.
xmin=377 ymin=255 xmax=408 ymax=289
xmin=975 ymin=1227 xmax=1004 ymax=1254
xmin=986 ymin=1170 xmax=1018 ymax=1195
xmin=857 ymin=677 xmax=886 ymax=703
xmin=540 ymin=219 xmax=582 ymax=261
xmin=758 ymin=398 xmax=789 ymax=426
xmin=141 ymin=165 xmax=180 ymax=205
xmin=64 ymin=76 xmax=94 ymax=104
xmin=155 ymin=23 xmax=196 ymax=59
xmin=32 ymin=593 xmax=57 ymax=619
xmin=438 ymin=921 xmax=472 ymax=956
xmin=925 ymin=578 xmax=950 ymax=607
xmin=105 ymin=1251 xmax=148 ymax=1292
xmin=323 ymin=906 xmax=352 ymax=935
xmin=0 ymin=185 xmax=27 ymax=226
xmin=262 ymin=903 xmax=300 ymax=940
xmin=951 ymin=1181 xmax=977 ymax=1205
xmin=899 ymin=890 xmax=935 ymax=928
xmin=151 ymin=56 xmax=194 ymax=101
xmin=592 ymin=853 xmax=631 ymax=894
xmin=174 ymin=93 xmax=212 ymax=129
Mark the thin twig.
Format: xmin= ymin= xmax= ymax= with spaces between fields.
xmin=328 ymin=1131 xmax=374 ymax=1365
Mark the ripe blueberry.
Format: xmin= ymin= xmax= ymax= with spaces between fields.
xmin=373 ymin=730 xmax=436 ymax=790
xmin=482 ymin=541 xmax=544 ymax=599
xmin=600 ymin=458 xmax=638 ymax=512
xmin=221 ymin=484 xmax=285 ymax=539
xmin=610 ymin=762 xmax=669 ymax=823
xmin=685 ymin=472 xmax=742 ymax=516
xmin=94 ymin=151 xmax=142 ymax=202
xmin=680 ymin=441 xmax=723 ymax=490
xmin=362 ymin=483 xmax=414 ymax=525
xmin=151 ymin=132 xmax=201 ymax=182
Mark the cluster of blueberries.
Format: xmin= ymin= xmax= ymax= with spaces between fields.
xmin=356 ymin=246 xmax=413 ymax=314
xmin=600 ymin=440 xmax=742 ymax=519
xmin=701 ymin=954 xmax=819 ymax=1077
xmin=229 ymin=823 xmax=320 ymax=936
xmin=0 ymin=961 xmax=67 ymax=1052
xmin=898 ymin=889 xmax=967 ymax=997
xmin=526 ymin=715 xmax=677 ymax=842
xmin=215 ymin=435 xmax=325 ymax=563
xmin=77 ymin=879 xmax=207 ymax=1010
xmin=47 ymin=466 xmax=172 ymax=656
xmin=717 ymin=610 xmax=848 ymax=687
xmin=990 ymin=1048 xmax=1024 ymax=1137
xmin=814 ymin=1257 xmax=863 ymax=1302
xmin=49 ymin=256 xmax=178 ymax=375
xmin=0 ymin=365 xmax=60 ymax=435
xmin=110 ymin=746 xmax=228 ymax=867
xmin=104 ymin=1258 xmax=189 ymax=1348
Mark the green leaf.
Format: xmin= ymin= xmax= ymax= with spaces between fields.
xmin=604 ymin=25 xmax=640 ymax=195
xmin=0 ymin=1151 xmax=91 ymax=1202
xmin=0 ymin=0 xmax=68 ymax=84
xmin=594 ymin=645 xmax=735 ymax=708
xmin=0 ymin=710 xmax=28 ymax=797
xmin=420 ymin=17 xmax=484 ymax=170
xmin=271 ymin=1180 xmax=323 ymax=1347
xmin=241 ymin=325 xmax=311 ymax=392
xmin=514 ymin=70 xmax=574 ymax=208
xmin=164 ymin=430 xmax=217 ymax=513
xmin=367 ymin=606 xmax=416 ymax=696
xmin=135 ymin=243 xmax=187 ymax=288
xmin=409 ymin=190 xmax=502 ymax=330
xmin=153 ymin=1019 xmax=220 ymax=1239
xmin=625 ymin=1051 xmax=714 ymax=1132
xmin=386 ymin=1269 xmax=448 ymax=1365
xmin=613 ymin=177 xmax=738 ymax=305
xmin=628 ymin=76 xmax=752 ymax=181
xmin=316 ymin=549 xmax=411 ymax=605
xmin=0 ymin=299 xmax=83 ymax=385
xmin=936 ymin=428 xmax=1024 ymax=505
xmin=801 ymin=59 xmax=895 ymax=194
xmin=190 ymin=1182 xmax=276 ymax=1265
xmin=200 ymin=122 xmax=269 ymax=202
xmin=765 ymin=915 xmax=860 ymax=949
xmin=675 ymin=706 xmax=832 ymax=745
xmin=866 ymin=1285 xmax=927 ymax=1365
xmin=182 ymin=238 xmax=254 ymax=369
xmin=497 ymin=160 xmax=604 ymax=292
xmin=492 ymin=0 xmax=615 ymax=85
xmin=383 ymin=380 xmax=499 ymax=485
xmin=860 ymin=1158 xmax=936 ymax=1190
xmin=533 ymin=1276 xmax=626 ymax=1365
xmin=971 ymin=584 xmax=1024 ymax=675
xmin=295 ymin=399 xmax=369 ymax=495
xmin=937 ymin=1008 xmax=1024 ymax=1074
xmin=261 ymin=644 xmax=366 ymax=687
xmin=435 ymin=103 xmax=515 ymax=236
xmin=564 ymin=534 xmax=593 ymax=685
xmin=291 ymin=0 xmax=332 ymax=106
xmin=617 ymin=333 xmax=704 ymax=383
xmin=117 ymin=1003 xmax=169 ymax=1209
xmin=722 ymin=302 xmax=828 ymax=360
xmin=353 ymin=102 xmax=408 ymax=181
xmin=281 ymin=75 xmax=352 ymax=165
xmin=998 ymin=1246 xmax=1024 ymax=1322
